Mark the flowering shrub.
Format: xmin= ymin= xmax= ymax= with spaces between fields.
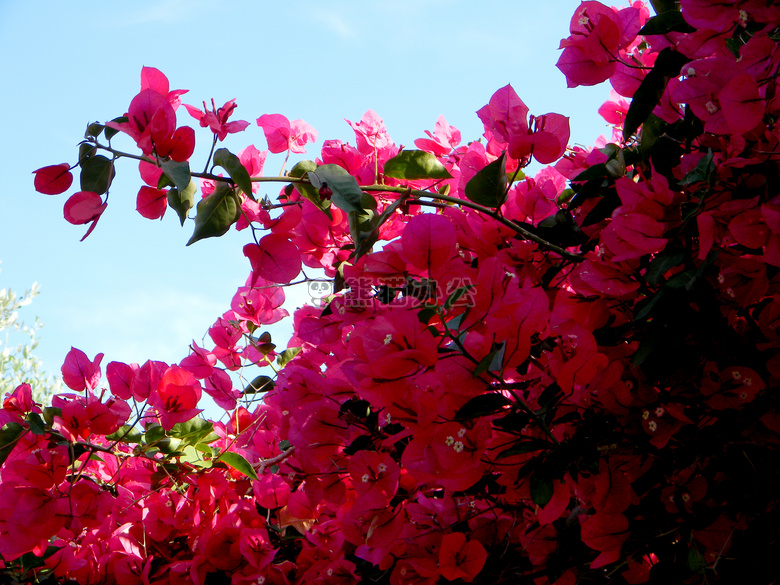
xmin=9 ymin=1 xmax=780 ymax=583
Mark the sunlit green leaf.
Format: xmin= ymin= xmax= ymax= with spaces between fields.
xmin=277 ymin=347 xmax=301 ymax=368
xmin=383 ymin=150 xmax=452 ymax=180
xmin=219 ymin=451 xmax=259 ymax=480
xmin=106 ymin=424 xmax=143 ymax=444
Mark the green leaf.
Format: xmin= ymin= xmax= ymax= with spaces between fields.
xmin=474 ymin=342 xmax=505 ymax=375
xmin=353 ymin=192 xmax=405 ymax=259
xmin=106 ymin=424 xmax=143 ymax=443
xmin=105 ymin=116 xmax=127 ymax=140
xmin=444 ymin=284 xmax=474 ymax=311
xmin=245 ymin=375 xmax=275 ymax=394
xmin=530 ymin=474 xmax=554 ymax=508
xmin=678 ymin=149 xmax=714 ymax=187
xmin=687 ymin=546 xmax=707 ymax=572
xmin=157 ymin=436 xmax=183 ymax=455
xmin=454 ymin=393 xmax=511 ymax=420
xmin=645 ymin=250 xmax=685 ymax=286
xmin=538 ymin=383 xmax=562 ymax=411
xmin=649 ymin=0 xmax=679 ymax=13
xmin=348 ymin=192 xmax=379 ymax=258
xmin=79 ymin=154 xmax=115 ymax=194
xmin=290 ymin=160 xmax=332 ymax=219
xmin=170 ymin=417 xmax=219 ymax=446
xmin=219 ymin=451 xmax=259 ymax=480
xmin=383 ymin=150 xmax=452 ymax=180
xmin=160 ymin=160 xmax=192 ymax=192
xmin=277 ymin=347 xmax=302 ymax=368
xmin=42 ymin=406 xmax=61 ymax=426
xmin=213 ymin=148 xmax=253 ymax=197
xmin=623 ymin=47 xmax=690 ymax=139
xmin=187 ymin=182 xmax=240 ymax=245
xmin=639 ymin=11 xmax=694 ymax=35
xmin=26 ymin=412 xmax=47 ymax=435
xmin=181 ymin=444 xmax=214 ymax=468
xmin=496 ymin=438 xmax=550 ymax=460
xmin=145 ymin=424 xmax=165 ymax=445
xmin=86 ymin=122 xmax=104 ymax=138
xmin=308 ymin=165 xmax=364 ymax=213
xmin=0 ymin=422 xmax=24 ymax=466
xmin=465 ymin=152 xmax=507 ymax=208
xmin=168 ymin=179 xmax=197 ymax=226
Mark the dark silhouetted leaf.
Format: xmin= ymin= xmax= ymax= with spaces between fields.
xmin=624 ymin=48 xmax=690 ymax=139
xmin=79 ymin=154 xmax=115 ymax=194
xmin=465 ymin=152 xmax=507 ymax=208
xmin=308 ymin=165 xmax=364 ymax=213
xmin=187 ymin=182 xmax=240 ymax=245
xmin=455 ymin=393 xmax=512 ymax=420
xmin=640 ymin=11 xmax=694 ymax=35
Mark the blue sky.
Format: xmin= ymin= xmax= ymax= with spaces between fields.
xmin=0 ymin=0 xmax=616 ymax=414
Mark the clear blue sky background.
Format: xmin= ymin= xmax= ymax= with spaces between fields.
xmin=0 ymin=0 xmax=617 ymax=413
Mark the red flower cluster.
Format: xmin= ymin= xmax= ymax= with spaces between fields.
xmin=18 ymin=1 xmax=780 ymax=583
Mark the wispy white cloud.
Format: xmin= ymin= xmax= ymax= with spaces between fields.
xmin=304 ymin=7 xmax=357 ymax=40
xmin=116 ymin=0 xmax=210 ymax=26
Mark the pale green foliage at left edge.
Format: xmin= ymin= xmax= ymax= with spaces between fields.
xmin=0 ymin=263 xmax=61 ymax=403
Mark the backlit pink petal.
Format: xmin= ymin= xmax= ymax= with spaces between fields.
xmin=33 ymin=164 xmax=73 ymax=195
xmin=477 ymin=84 xmax=529 ymax=144
xmin=61 ymin=347 xmax=104 ymax=392
xmin=136 ymin=186 xmax=167 ymax=220
xmin=288 ymin=119 xmax=317 ymax=154
xmin=346 ymin=110 xmax=391 ymax=155
xmin=244 ymin=237 xmax=302 ymax=285
xmin=401 ymin=213 xmax=457 ymax=271
xmin=63 ymin=191 xmax=107 ymax=239
xmin=256 ymin=113 xmax=292 ymax=153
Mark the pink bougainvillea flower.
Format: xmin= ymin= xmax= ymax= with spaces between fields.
xmin=230 ymin=284 xmax=288 ymax=326
xmin=203 ymin=369 xmax=240 ymax=411
xmin=414 ymin=115 xmax=462 ymax=156
xmin=63 ymin=191 xmax=107 ymax=241
xmin=183 ymin=98 xmax=249 ymax=141
xmin=32 ymin=163 xmax=73 ymax=195
xmin=244 ymin=237 xmax=302 ymax=285
xmin=256 ymin=113 xmax=318 ymax=154
xmin=580 ymin=512 xmax=630 ymax=568
xmin=107 ymin=89 xmax=177 ymax=155
xmin=139 ymin=66 xmax=188 ymax=110
xmin=478 ymin=85 xmax=570 ymax=164
xmin=438 ymin=532 xmax=488 ymax=583
xmin=238 ymin=144 xmax=268 ymax=179
xmin=345 ymin=110 xmax=392 ymax=156
xmin=556 ymin=2 xmax=643 ymax=88
xmin=61 ymin=347 xmax=104 ymax=392
xmin=477 ymin=84 xmax=530 ymax=145
xmin=400 ymin=213 xmax=457 ymax=272
xmin=150 ymin=365 xmax=202 ymax=430
xmin=136 ymin=186 xmax=168 ymax=220
xmin=105 ymin=361 xmax=139 ymax=401
xmin=508 ymin=112 xmax=570 ymax=164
